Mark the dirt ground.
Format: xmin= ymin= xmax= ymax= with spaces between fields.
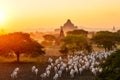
xmin=0 ymin=62 xmax=95 ymax=80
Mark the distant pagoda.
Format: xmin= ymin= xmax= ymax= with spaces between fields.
xmin=59 ymin=26 xmax=65 ymax=39
xmin=55 ymin=26 xmax=65 ymax=46
xmin=62 ymin=19 xmax=78 ymax=32
xmin=54 ymin=19 xmax=78 ymax=33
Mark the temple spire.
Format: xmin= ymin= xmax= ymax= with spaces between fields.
xmin=59 ymin=26 xmax=65 ymax=38
xmin=55 ymin=26 xmax=65 ymax=46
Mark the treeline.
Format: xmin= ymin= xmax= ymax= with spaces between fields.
xmin=41 ymin=29 xmax=120 ymax=55
xmin=0 ymin=29 xmax=120 ymax=62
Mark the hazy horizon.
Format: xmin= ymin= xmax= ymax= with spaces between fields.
xmin=0 ymin=0 xmax=120 ymax=32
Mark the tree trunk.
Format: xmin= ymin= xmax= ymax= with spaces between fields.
xmin=16 ymin=54 xmax=20 ymax=63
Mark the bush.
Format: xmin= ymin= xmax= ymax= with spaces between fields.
xmin=96 ymin=50 xmax=120 ymax=80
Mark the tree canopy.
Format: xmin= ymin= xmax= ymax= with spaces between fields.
xmin=92 ymin=31 xmax=118 ymax=51
xmin=0 ymin=32 xmax=45 ymax=62
xmin=67 ymin=29 xmax=88 ymax=37
xmin=117 ymin=29 xmax=120 ymax=34
xmin=60 ymin=34 xmax=91 ymax=55
xmin=41 ymin=34 xmax=56 ymax=47
xmin=43 ymin=34 xmax=56 ymax=42
xmin=96 ymin=50 xmax=120 ymax=80
xmin=115 ymin=30 xmax=120 ymax=43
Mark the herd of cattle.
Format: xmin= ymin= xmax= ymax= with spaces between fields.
xmin=10 ymin=51 xmax=113 ymax=80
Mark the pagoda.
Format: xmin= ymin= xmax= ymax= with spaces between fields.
xmin=62 ymin=19 xmax=77 ymax=32
xmin=55 ymin=26 xmax=65 ymax=46
xmin=59 ymin=26 xmax=65 ymax=39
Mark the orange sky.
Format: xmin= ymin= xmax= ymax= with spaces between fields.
xmin=0 ymin=0 xmax=120 ymax=32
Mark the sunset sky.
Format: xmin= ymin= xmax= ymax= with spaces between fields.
xmin=0 ymin=0 xmax=120 ymax=32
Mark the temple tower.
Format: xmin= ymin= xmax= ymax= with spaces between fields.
xmin=59 ymin=26 xmax=65 ymax=39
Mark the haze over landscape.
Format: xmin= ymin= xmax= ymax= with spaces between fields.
xmin=0 ymin=1 xmax=120 ymax=80
xmin=0 ymin=0 xmax=120 ymax=32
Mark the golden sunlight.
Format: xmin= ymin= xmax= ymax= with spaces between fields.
xmin=0 ymin=10 xmax=5 ymax=24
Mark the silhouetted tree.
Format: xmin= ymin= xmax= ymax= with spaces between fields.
xmin=96 ymin=50 xmax=120 ymax=80
xmin=92 ymin=31 xmax=118 ymax=51
xmin=0 ymin=32 xmax=45 ymax=62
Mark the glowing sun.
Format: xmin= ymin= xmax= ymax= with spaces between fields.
xmin=0 ymin=10 xmax=5 ymax=23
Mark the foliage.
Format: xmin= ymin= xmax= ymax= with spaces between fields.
xmin=41 ymin=34 xmax=56 ymax=47
xmin=67 ymin=29 xmax=88 ymax=37
xmin=92 ymin=31 xmax=118 ymax=51
xmin=115 ymin=30 xmax=120 ymax=43
xmin=85 ymin=44 xmax=93 ymax=53
xmin=59 ymin=34 xmax=91 ymax=55
xmin=43 ymin=34 xmax=56 ymax=42
xmin=117 ymin=29 xmax=120 ymax=34
xmin=59 ymin=45 xmax=69 ymax=56
xmin=41 ymin=40 xmax=53 ymax=47
xmin=0 ymin=32 xmax=45 ymax=62
xmin=96 ymin=50 xmax=120 ymax=80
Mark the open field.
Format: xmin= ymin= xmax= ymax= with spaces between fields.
xmin=0 ymin=62 xmax=95 ymax=80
